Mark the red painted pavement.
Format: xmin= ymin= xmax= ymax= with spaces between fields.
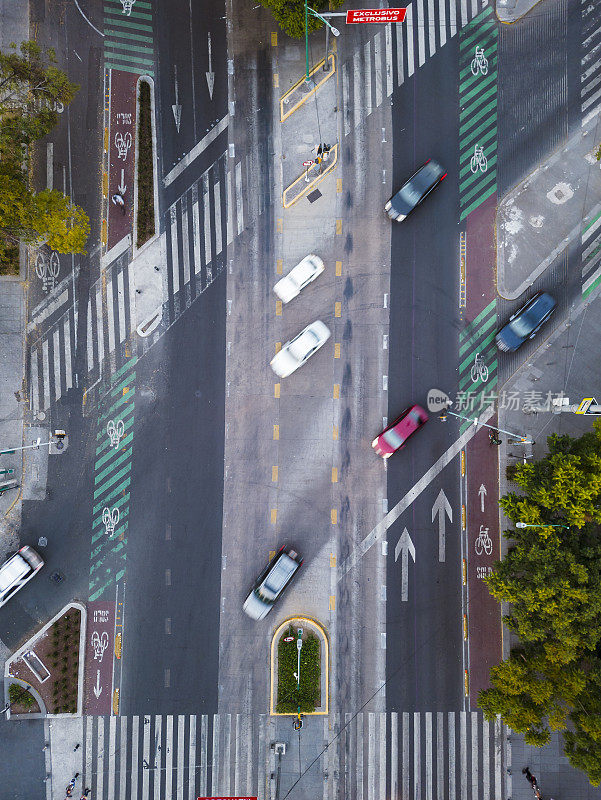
xmin=84 ymin=601 xmax=115 ymax=715
xmin=465 ymin=193 xmax=502 ymax=707
xmin=107 ymin=70 xmax=138 ymax=251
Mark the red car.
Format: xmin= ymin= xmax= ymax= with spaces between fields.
xmin=372 ymin=405 xmax=429 ymax=458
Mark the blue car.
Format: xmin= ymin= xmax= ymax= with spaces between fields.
xmin=496 ymin=292 xmax=557 ymax=352
xmin=385 ymin=159 xmax=446 ymax=222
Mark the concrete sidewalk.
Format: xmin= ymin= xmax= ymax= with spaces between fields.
xmin=497 ymin=117 xmax=601 ymax=300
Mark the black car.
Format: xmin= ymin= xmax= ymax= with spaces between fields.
xmin=496 ymin=292 xmax=557 ymax=352
xmin=385 ymin=159 xmax=446 ymax=221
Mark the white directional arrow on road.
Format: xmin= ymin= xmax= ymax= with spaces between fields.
xmin=93 ymin=670 xmax=103 ymax=699
xmin=172 ymin=65 xmax=182 ymax=132
xmin=206 ymin=32 xmax=215 ymax=100
xmin=478 ymin=483 xmax=487 ymax=513
xmin=118 ymin=168 xmax=126 ymax=195
xmin=394 ymin=527 xmax=415 ymax=602
xmin=432 ymin=488 xmax=452 ymax=562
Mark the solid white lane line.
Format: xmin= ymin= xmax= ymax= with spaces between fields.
xmin=365 ymin=40 xmax=373 ymax=116
xmin=426 ymin=712 xmax=433 ymax=800
xmin=154 ymin=716 xmax=163 ymax=800
xmin=450 ymin=0 xmax=457 ymax=37
xmin=193 ymin=199 xmax=202 ymax=275
xmin=414 ymin=713 xmax=421 ymax=800
xmin=222 ymin=714 xmax=231 ymax=795
xmin=177 ymin=716 xmax=185 ymax=800
xmin=483 ymin=716 xmax=490 ymax=800
xmin=471 ymin=712 xmax=479 ymax=800
xmin=121 ymin=716 xmax=129 ymax=800
xmin=235 ymin=162 xmax=243 ymax=236
xmin=30 ymin=346 xmax=39 ymax=415
xmin=107 ymin=714 xmax=117 ymax=800
xmin=343 ymin=61 xmax=351 ymax=137
xmin=353 ymin=50 xmax=362 ymax=131
xmin=199 ymin=715 xmax=208 ymax=796
xmin=357 ymin=713 xmax=364 ymax=800
xmin=142 ymin=716 xmax=151 ymax=799
xmin=52 ymin=328 xmax=61 ymax=401
xmin=495 ymin=716 xmax=502 ymax=799
xmin=437 ymin=712 xmax=445 ymax=800
xmin=214 ymin=179 xmax=223 ymax=257
xmin=461 ymin=0 xmax=468 ymax=28
xmin=87 ymin=298 xmax=94 ymax=373
xmin=211 ymin=714 xmax=220 ymax=795
xmin=390 ymin=712 xmax=398 ymax=800
xmin=448 ymin=712 xmax=456 ymax=800
xmin=189 ymin=715 xmax=198 ymax=800
xmin=226 ymin=170 xmax=234 ymax=246
xmin=439 ymin=0 xmax=447 ymax=48
xmin=97 ymin=717 xmax=105 ymax=800
xmin=42 ymin=338 xmax=51 ymax=409
xmin=63 ymin=315 xmax=73 ymax=390
xmin=368 ymin=713 xmax=375 ymax=800
xmin=460 ymin=712 xmax=467 ymax=800
xmin=340 ymin=407 xmax=494 ymax=577
xmin=96 ymin=284 xmax=104 ymax=366
xmin=117 ymin=270 xmax=127 ymax=343
xmin=385 ymin=24 xmax=393 ymax=96
xmin=165 ymin=715 xmax=173 ymax=800
xmin=428 ymin=0 xmax=436 ymax=58
xmin=379 ymin=713 xmax=387 ymax=800
xmin=170 ymin=206 xmax=180 ymax=296
xmin=396 ymin=23 xmax=404 ymax=86
xmin=203 ymin=171 xmax=212 ymax=266
xmin=181 ymin=199 xmax=191 ymax=289
xmin=374 ymin=33 xmax=383 ymax=108
xmin=417 ymin=0 xmax=426 ymax=67
xmin=406 ymin=5 xmax=415 ymax=77
xmin=106 ymin=278 xmax=115 ymax=355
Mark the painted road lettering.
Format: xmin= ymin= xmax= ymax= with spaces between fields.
xmin=85 ymin=601 xmax=115 ymax=714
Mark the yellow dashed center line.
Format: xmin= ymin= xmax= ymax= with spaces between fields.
xmin=276 ymin=300 xmax=282 ymax=316
xmin=273 ymin=425 xmax=279 ymax=440
xmin=335 ymin=260 xmax=342 ymax=276
xmin=276 ymin=258 xmax=283 ymax=274
xmin=336 ymin=219 xmax=342 ymax=235
xmin=329 ymin=595 xmax=336 ymax=611
xmin=274 ymin=383 xmax=280 ymax=398
xmin=333 ymin=425 xmax=338 ymax=440
xmin=334 ymin=343 xmax=340 ymax=359
xmin=333 ymin=384 xmax=340 ymax=399
xmin=271 ymin=509 xmax=277 ymax=524
xmin=334 ymin=302 xmax=341 ymax=318
xmin=331 ymin=509 xmax=337 ymax=524
xmin=272 ymin=465 xmax=278 ymax=483
xmin=331 ymin=467 xmax=338 ymax=483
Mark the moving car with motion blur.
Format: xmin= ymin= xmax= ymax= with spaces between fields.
xmin=270 ymin=320 xmax=331 ymax=378
xmin=385 ymin=159 xmax=446 ymax=222
xmin=372 ymin=405 xmax=429 ymax=458
xmin=273 ymin=254 xmax=325 ymax=304
xmin=495 ymin=292 xmax=557 ymax=352
xmin=243 ymin=546 xmax=303 ymax=620
xmin=0 ymin=546 xmax=44 ymax=608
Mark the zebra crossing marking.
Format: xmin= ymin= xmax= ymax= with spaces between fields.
xmin=582 ymin=0 xmax=601 ymax=125
xmin=582 ymin=206 xmax=601 ymax=298
xmin=104 ymin=0 xmax=155 ymax=76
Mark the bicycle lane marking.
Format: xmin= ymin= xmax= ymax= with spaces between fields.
xmin=106 ymin=68 xmax=137 ymax=252
xmin=464 ymin=184 xmax=501 ymax=707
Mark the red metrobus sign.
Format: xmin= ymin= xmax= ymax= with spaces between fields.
xmin=346 ymin=7 xmax=407 ymax=22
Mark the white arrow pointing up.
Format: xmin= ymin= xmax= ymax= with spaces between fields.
xmin=206 ymin=32 xmax=215 ymax=100
xmin=93 ymin=669 xmax=103 ymax=699
xmin=172 ymin=64 xmax=182 ymax=132
xmin=395 ymin=527 xmax=416 ymax=602
xmin=478 ymin=483 xmax=487 ymax=513
xmin=432 ymin=488 xmax=452 ymax=563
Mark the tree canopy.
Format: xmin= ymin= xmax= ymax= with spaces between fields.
xmin=257 ymin=0 xmax=345 ymax=40
xmin=479 ymin=422 xmax=601 ymax=785
xmin=0 ymin=41 xmax=88 ymax=263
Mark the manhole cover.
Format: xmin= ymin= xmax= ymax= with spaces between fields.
xmin=48 ymin=571 xmax=64 ymax=584
xmin=307 ymin=189 xmax=322 ymax=203
xmin=38 ymin=537 xmax=48 ymax=548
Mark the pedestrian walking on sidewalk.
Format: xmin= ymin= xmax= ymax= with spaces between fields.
xmin=111 ymin=192 xmax=126 ymax=215
xmin=523 ymin=767 xmax=536 ymax=785
xmin=74 ymin=743 xmax=81 ymax=751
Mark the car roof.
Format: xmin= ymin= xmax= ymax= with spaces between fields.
xmin=393 ymin=407 xmax=425 ymax=441
xmin=259 ymin=552 xmax=299 ymax=599
xmin=412 ymin=161 xmax=443 ymax=192
xmin=0 ymin=553 xmax=29 ymax=592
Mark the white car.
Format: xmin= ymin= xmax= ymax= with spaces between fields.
xmin=0 ymin=546 xmax=44 ymax=608
xmin=273 ymin=254 xmax=325 ymax=304
xmin=270 ymin=320 xmax=331 ymax=378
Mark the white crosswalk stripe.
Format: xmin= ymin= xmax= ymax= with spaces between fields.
xmin=28 ymin=258 xmax=132 ymax=414
xmin=342 ymin=0 xmax=489 ymax=136
xmin=581 ymin=0 xmax=601 ymax=125
xmin=47 ymin=711 xmax=504 ymax=800
xmin=581 ymin=205 xmax=601 ymax=298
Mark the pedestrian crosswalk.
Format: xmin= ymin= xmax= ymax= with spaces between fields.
xmin=48 ymin=710 xmax=505 ymax=800
xmin=342 ymin=0 xmax=490 ymax=137
xmin=28 ymin=148 xmax=252 ymax=415
xmin=457 ymin=300 xmax=498 ymax=434
xmin=581 ymin=0 xmax=601 ymax=126
xmin=581 ymin=205 xmax=601 ymax=299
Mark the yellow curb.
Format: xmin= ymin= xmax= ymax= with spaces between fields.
xmin=270 ymin=616 xmax=329 ymax=716
xmin=282 ymin=144 xmax=339 ymax=209
xmin=280 ymin=54 xmax=336 ymax=122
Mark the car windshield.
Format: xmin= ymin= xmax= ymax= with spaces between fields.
xmin=508 ymin=310 xmax=537 ymax=338
xmin=289 ymin=330 xmax=318 ymax=361
xmin=398 ymin=182 xmax=423 ymax=207
xmin=383 ymin=428 xmax=404 ymax=449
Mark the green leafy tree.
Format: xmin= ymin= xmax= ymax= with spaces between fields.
xmin=0 ymin=175 xmax=90 ymax=255
xmin=258 ymin=0 xmax=345 ymax=40
xmin=0 ymin=41 xmax=78 ymax=162
xmin=479 ymin=422 xmax=601 ymax=786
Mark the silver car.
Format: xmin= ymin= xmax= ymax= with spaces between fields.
xmin=243 ymin=546 xmax=303 ymax=620
xmin=0 ymin=546 xmax=44 ymax=608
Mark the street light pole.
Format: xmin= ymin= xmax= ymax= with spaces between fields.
xmin=305 ymin=0 xmax=310 ymax=82
xmin=438 ymin=406 xmax=533 ymax=445
xmin=515 ymin=522 xmax=569 ymax=530
xmin=305 ymin=6 xmax=340 ymax=77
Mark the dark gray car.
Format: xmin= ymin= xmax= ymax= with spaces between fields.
xmin=496 ymin=292 xmax=557 ymax=352
xmin=385 ymin=159 xmax=446 ymax=221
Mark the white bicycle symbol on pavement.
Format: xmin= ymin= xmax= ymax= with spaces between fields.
xmin=120 ymin=0 xmax=135 ymax=15
xmin=475 ymin=525 xmax=493 ymax=556
xmin=470 ymin=145 xmax=488 ymax=174
xmin=114 ymin=131 xmax=132 ymax=161
xmin=471 ymin=47 xmax=489 ymax=76
xmin=107 ymin=419 xmax=125 ymax=448
xmin=35 ymin=250 xmax=60 ymax=293
xmin=470 ymin=352 xmax=489 ymax=383
xmin=102 ymin=507 xmax=120 ymax=536
xmin=92 ymin=631 xmax=109 ymax=662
